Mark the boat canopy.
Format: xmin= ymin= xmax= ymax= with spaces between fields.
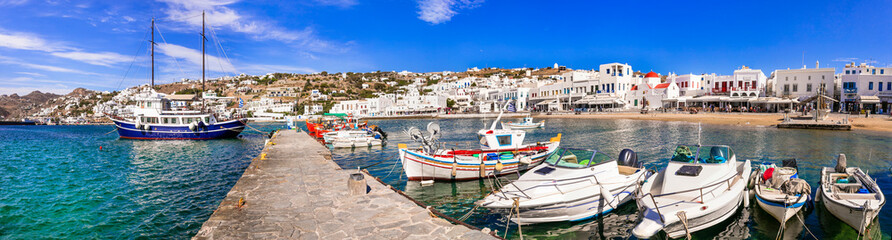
xmin=671 ymin=145 xmax=733 ymax=164
xmin=544 ymin=148 xmax=611 ymax=168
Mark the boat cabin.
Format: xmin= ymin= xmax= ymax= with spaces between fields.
xmin=130 ymin=91 xmax=216 ymax=125
xmin=661 ymin=145 xmax=737 ymax=196
xmin=477 ymin=129 xmax=527 ymax=149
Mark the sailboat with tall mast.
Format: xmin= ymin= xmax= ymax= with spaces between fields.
xmin=109 ymin=12 xmax=247 ymax=140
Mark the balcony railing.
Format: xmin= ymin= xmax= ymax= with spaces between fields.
xmin=712 ymin=87 xmax=759 ymax=93
xmin=843 ymin=88 xmax=858 ymax=93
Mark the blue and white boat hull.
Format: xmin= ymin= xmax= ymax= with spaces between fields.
xmin=112 ymin=119 xmax=247 ymax=140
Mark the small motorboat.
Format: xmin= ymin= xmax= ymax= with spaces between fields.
xmin=322 ymin=130 xmax=369 ymax=143
xmin=398 ymin=120 xmax=560 ymax=181
xmin=752 ymin=159 xmax=811 ymax=224
xmin=632 ymin=144 xmax=751 ymax=239
xmin=816 ymin=154 xmax=885 ymax=235
xmin=501 ymin=115 xmax=545 ymax=130
xmin=331 ymin=136 xmax=383 ymax=148
xmin=478 ymin=147 xmax=648 ymax=224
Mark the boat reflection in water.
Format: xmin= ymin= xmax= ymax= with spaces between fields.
xmin=750 ymin=199 xmax=806 ymax=240
xmin=816 ymin=196 xmax=883 ymax=240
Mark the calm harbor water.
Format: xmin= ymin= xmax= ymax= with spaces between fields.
xmin=1 ymin=119 xmax=888 ymax=239
xmin=0 ymin=124 xmax=280 ymax=239
xmin=330 ymin=118 xmax=892 ymax=240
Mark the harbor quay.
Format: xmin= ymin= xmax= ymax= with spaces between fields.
xmin=193 ymin=129 xmax=497 ymax=239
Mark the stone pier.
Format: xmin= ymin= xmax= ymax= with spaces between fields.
xmin=193 ymin=130 xmax=496 ymax=239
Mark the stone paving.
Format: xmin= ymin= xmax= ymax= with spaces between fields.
xmin=194 ymin=130 xmax=495 ymax=239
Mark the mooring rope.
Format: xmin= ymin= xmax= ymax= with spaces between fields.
xmin=103 ymin=127 xmax=118 ymax=135
xmin=381 ymin=159 xmax=401 ymax=179
xmin=794 ymin=211 xmax=818 ymax=240
xmin=240 ymin=121 xmax=267 ymax=133
xmin=458 ymin=205 xmax=479 ymax=222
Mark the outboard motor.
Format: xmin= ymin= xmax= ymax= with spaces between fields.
xmin=709 ymin=147 xmax=727 ymax=161
xmin=782 ymin=158 xmax=798 ymax=170
xmin=374 ymin=126 xmax=387 ymax=140
xmin=835 ymin=154 xmax=847 ymax=173
xmin=618 ymin=149 xmax=639 ymax=168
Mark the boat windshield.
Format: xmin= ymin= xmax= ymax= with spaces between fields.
xmin=545 ymin=148 xmax=610 ymax=168
xmin=671 ymin=145 xmax=733 ymax=163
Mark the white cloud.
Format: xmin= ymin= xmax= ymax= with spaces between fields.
xmin=0 ymin=29 xmax=135 ymax=69
xmin=0 ymin=0 xmax=28 ymax=7
xmin=15 ymin=72 xmax=46 ymax=77
xmin=50 ymin=51 xmax=131 ymax=67
xmin=0 ymin=30 xmax=70 ymax=52
xmin=0 ymin=55 xmax=101 ymax=75
xmin=159 ymin=0 xmax=341 ymax=52
xmin=833 ymin=57 xmax=858 ymax=62
xmin=416 ymin=0 xmax=483 ymax=24
xmin=156 ymin=43 xmax=237 ymax=74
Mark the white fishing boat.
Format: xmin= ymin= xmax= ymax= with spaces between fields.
xmin=752 ymin=159 xmax=811 ymax=224
xmin=330 ymin=135 xmax=384 ymax=148
xmin=632 ymin=145 xmax=751 ymax=239
xmin=816 ymin=154 xmax=885 ymax=235
xmin=323 ymin=130 xmax=371 ymax=143
xmin=398 ymin=116 xmax=560 ymax=181
xmin=478 ymin=148 xmax=648 ymax=224
xmin=501 ymin=116 xmax=545 ymax=130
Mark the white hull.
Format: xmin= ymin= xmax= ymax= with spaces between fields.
xmin=501 ymin=121 xmax=544 ymax=130
xmin=331 ymin=137 xmax=383 ymax=148
xmin=753 ymin=166 xmax=809 ymax=224
xmin=398 ymin=141 xmax=559 ymax=181
xmin=817 ymin=167 xmax=885 ymax=234
xmin=481 ymin=159 xmax=647 ymax=224
xmin=755 ymin=195 xmax=806 ymax=223
xmin=633 ymin=150 xmax=751 ymax=239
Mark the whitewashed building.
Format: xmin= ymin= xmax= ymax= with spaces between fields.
xmin=773 ymin=66 xmax=836 ymax=100
xmin=840 ymin=62 xmax=892 ymax=113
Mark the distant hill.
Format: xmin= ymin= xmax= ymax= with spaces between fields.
xmin=0 ymin=91 xmax=62 ymax=120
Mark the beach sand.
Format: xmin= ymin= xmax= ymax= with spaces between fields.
xmin=535 ymin=112 xmax=892 ymax=133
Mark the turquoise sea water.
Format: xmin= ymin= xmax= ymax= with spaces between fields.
xmin=329 ymin=118 xmax=892 ymax=240
xmin=0 ymin=124 xmax=279 ymax=239
xmin=1 ymin=119 xmax=889 ymax=239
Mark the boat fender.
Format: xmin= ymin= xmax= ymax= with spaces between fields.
xmin=144 ymin=124 xmax=151 ymax=131
xmin=599 ymin=185 xmax=616 ymax=209
xmin=135 ymin=122 xmax=141 ymax=129
xmin=495 ymin=161 xmax=503 ymax=172
xmin=743 ymin=189 xmax=751 ymax=207
xmin=747 ymin=171 xmax=758 ymax=189
xmin=451 ymin=161 xmax=457 ymax=177
xmin=479 ymin=160 xmax=486 ymax=178
xmin=189 ymin=124 xmax=196 ymax=131
xmin=519 ymin=156 xmax=532 ymax=165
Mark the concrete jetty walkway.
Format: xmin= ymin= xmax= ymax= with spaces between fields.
xmin=194 ymin=130 xmax=495 ymax=239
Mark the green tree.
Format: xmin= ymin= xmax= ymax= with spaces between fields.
xmin=446 ymin=98 xmax=456 ymax=108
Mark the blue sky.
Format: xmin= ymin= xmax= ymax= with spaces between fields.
xmin=0 ymin=0 xmax=890 ymax=94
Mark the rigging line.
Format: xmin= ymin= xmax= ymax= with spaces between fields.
xmin=154 ymin=25 xmax=188 ymax=80
xmin=207 ymin=24 xmax=237 ymax=77
xmin=116 ymin=29 xmax=150 ymax=91
xmin=207 ymin=25 xmax=228 ymax=77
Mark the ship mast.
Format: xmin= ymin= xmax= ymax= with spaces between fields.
xmin=201 ymin=11 xmax=206 ymax=94
xmin=150 ymin=18 xmax=155 ymax=89
xmin=200 ymin=11 xmax=207 ymax=111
